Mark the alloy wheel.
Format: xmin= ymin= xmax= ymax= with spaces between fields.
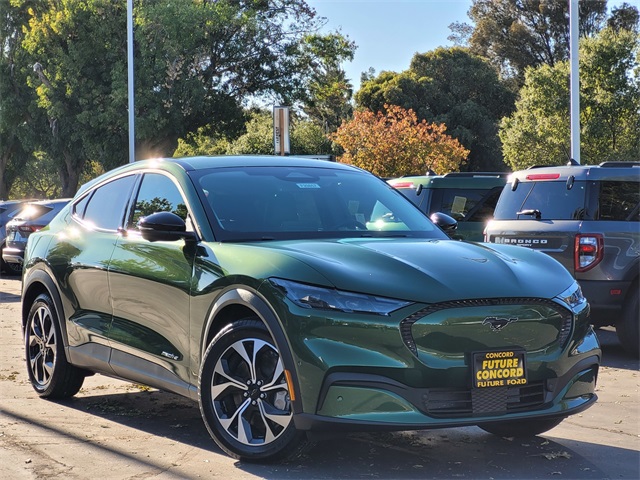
xmin=209 ymin=337 xmax=293 ymax=446
xmin=27 ymin=304 xmax=57 ymax=388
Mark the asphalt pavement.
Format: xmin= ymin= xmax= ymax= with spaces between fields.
xmin=1 ymin=276 xmax=638 ymax=479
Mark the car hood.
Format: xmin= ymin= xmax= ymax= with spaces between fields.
xmin=213 ymin=238 xmax=573 ymax=303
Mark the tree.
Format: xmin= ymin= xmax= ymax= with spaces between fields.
xmin=450 ymin=0 xmax=639 ymax=86
xmin=355 ymin=47 xmax=514 ymax=171
xmin=331 ymin=105 xmax=469 ymax=178
xmin=499 ymin=28 xmax=640 ymax=170
xmin=17 ymin=0 xmax=336 ymax=196
xmin=0 ymin=0 xmax=41 ymax=199
xmin=294 ymin=32 xmax=356 ymax=133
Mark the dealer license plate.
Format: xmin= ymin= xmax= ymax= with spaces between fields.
xmin=473 ymin=350 xmax=527 ymax=388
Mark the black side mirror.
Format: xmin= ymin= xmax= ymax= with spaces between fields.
xmin=430 ymin=212 xmax=458 ymax=237
xmin=138 ymin=211 xmax=197 ymax=242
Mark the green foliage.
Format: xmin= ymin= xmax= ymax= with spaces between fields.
xmin=174 ymin=109 xmax=333 ymax=157
xmin=9 ymin=151 xmax=60 ymax=199
xmin=459 ymin=0 xmax=609 ymax=84
xmin=355 ymin=47 xmax=514 ymax=171
xmin=499 ymin=28 xmax=640 ymax=170
xmin=294 ymin=33 xmax=356 ymax=133
xmin=453 ymin=0 xmax=639 ymax=87
xmin=8 ymin=0 xmax=341 ymax=197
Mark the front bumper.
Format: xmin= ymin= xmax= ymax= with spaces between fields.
xmin=293 ymin=351 xmax=599 ymax=432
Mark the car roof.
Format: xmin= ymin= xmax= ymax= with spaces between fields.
xmin=388 ymin=172 xmax=508 ymax=189
xmin=509 ymin=162 xmax=640 ymax=182
xmin=77 ymin=155 xmax=361 ymax=195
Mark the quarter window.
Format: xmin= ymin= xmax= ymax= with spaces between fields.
xmin=598 ymin=181 xmax=639 ymax=221
xmin=75 ymin=175 xmax=136 ymax=230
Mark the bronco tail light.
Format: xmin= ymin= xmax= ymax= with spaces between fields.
xmin=575 ymin=234 xmax=604 ymax=272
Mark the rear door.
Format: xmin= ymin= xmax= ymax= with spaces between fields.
xmin=61 ymin=174 xmax=138 ymax=354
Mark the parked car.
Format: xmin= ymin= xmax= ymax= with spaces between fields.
xmin=22 ymin=156 xmax=599 ymax=462
xmin=2 ymin=199 xmax=71 ymax=274
xmin=388 ymin=172 xmax=508 ymax=241
xmin=1 ymin=199 xmax=32 ymax=274
xmin=485 ymin=162 xmax=639 ymax=356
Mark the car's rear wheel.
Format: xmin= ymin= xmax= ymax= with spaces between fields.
xmin=617 ymin=284 xmax=639 ymax=358
xmin=25 ymin=293 xmax=85 ymax=398
xmin=198 ymin=318 xmax=306 ymax=462
xmin=479 ymin=417 xmax=564 ymax=437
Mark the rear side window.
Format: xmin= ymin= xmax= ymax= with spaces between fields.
xmin=598 ymin=181 xmax=639 ymax=221
xmin=494 ymin=181 xmax=588 ymax=220
xmin=75 ymin=175 xmax=137 ymax=230
xmin=15 ymin=204 xmax=53 ymax=221
xmin=435 ymin=188 xmax=502 ymax=222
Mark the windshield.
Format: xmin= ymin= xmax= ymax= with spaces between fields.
xmin=195 ymin=166 xmax=445 ymax=241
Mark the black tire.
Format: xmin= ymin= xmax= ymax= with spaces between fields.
xmin=25 ymin=293 xmax=85 ymax=398
xmin=617 ymin=285 xmax=639 ymax=358
xmin=198 ymin=318 xmax=306 ymax=462
xmin=479 ymin=417 xmax=564 ymax=437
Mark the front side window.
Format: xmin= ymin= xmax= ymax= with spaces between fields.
xmin=74 ymin=175 xmax=137 ymax=230
xmin=493 ymin=181 xmax=588 ymax=220
xmin=196 ymin=166 xmax=444 ymax=241
xmin=130 ymin=173 xmax=189 ymax=229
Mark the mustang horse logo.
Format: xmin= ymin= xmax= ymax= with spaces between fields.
xmin=483 ymin=316 xmax=518 ymax=332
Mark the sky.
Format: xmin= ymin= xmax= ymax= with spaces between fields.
xmin=305 ymin=0 xmax=473 ymax=90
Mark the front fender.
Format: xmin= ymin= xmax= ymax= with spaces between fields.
xmin=198 ymin=286 xmax=303 ymax=414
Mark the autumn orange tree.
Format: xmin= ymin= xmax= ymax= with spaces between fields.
xmin=331 ymin=105 xmax=469 ymax=177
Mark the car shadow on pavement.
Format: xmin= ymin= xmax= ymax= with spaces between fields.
xmin=596 ymin=327 xmax=640 ymax=371
xmin=20 ymin=386 xmax=636 ymax=480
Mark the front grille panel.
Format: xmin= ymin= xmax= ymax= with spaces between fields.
xmin=424 ymin=382 xmax=546 ymax=417
xmin=400 ymin=298 xmax=573 ymax=356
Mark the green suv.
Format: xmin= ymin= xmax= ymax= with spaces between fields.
xmin=485 ymin=162 xmax=639 ymax=356
xmin=22 ymin=156 xmax=599 ymax=462
xmin=388 ymin=173 xmax=508 ymax=241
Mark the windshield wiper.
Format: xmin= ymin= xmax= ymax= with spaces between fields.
xmin=516 ymin=209 xmax=542 ymax=219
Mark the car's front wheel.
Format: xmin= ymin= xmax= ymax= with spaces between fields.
xmin=25 ymin=293 xmax=85 ymax=398
xmin=479 ymin=417 xmax=564 ymax=437
xmin=198 ymin=318 xmax=306 ymax=462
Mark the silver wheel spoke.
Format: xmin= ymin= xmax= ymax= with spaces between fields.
xmin=259 ymin=399 xmax=291 ymax=428
xmin=219 ymin=398 xmax=251 ymax=440
xmin=211 ymin=362 xmax=248 ymax=400
xmin=260 ymin=358 xmax=285 ymax=392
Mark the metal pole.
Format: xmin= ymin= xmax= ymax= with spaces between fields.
xmin=569 ymin=0 xmax=580 ymax=164
xmin=127 ymin=0 xmax=135 ymax=163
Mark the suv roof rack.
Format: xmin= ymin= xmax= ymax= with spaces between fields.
xmin=599 ymin=161 xmax=640 ymax=168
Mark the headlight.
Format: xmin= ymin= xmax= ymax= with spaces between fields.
xmin=556 ymin=281 xmax=587 ymax=309
xmin=270 ymin=278 xmax=412 ymax=316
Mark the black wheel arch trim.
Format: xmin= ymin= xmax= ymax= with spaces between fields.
xmin=201 ymin=287 xmax=303 ymax=414
xmin=22 ymin=267 xmax=70 ymax=352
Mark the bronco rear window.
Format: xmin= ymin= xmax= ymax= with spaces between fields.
xmin=493 ymin=181 xmax=587 ymax=220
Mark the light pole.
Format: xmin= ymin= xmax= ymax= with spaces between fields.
xmin=127 ymin=0 xmax=135 ymax=163
xmin=569 ymin=0 xmax=580 ymax=164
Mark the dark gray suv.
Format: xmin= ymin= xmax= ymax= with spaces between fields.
xmin=485 ymin=162 xmax=639 ymax=356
